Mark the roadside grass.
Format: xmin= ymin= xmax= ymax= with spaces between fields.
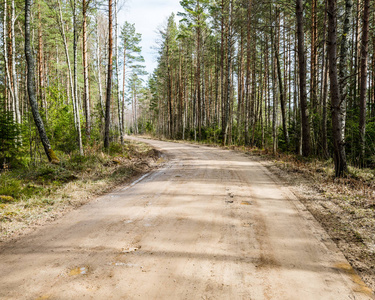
xmin=0 ymin=140 xmax=160 ymax=240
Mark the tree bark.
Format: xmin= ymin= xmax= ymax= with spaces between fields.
xmin=310 ymin=0 xmax=317 ymax=109
xmin=73 ymin=0 xmax=83 ymax=155
xmin=271 ymin=25 xmax=278 ymax=154
xmin=37 ymin=0 xmax=45 ymax=107
xmin=104 ymin=0 xmax=113 ymax=149
xmin=96 ymin=13 xmax=105 ymax=118
xmin=244 ymin=0 xmax=252 ymax=145
xmin=359 ymin=0 xmax=370 ymax=163
xmin=3 ymin=0 xmax=16 ymax=117
xmin=274 ymin=18 xmax=289 ymax=148
xmin=327 ymin=0 xmax=348 ymax=177
xmin=122 ymin=36 xmax=126 ymax=137
xmin=11 ymin=0 xmax=20 ymax=124
xmin=178 ymin=46 xmax=184 ymax=138
xmin=196 ymin=0 xmax=202 ymax=140
xmin=296 ymin=0 xmax=310 ymax=156
xmin=114 ymin=0 xmax=123 ymax=144
xmin=83 ymin=0 xmax=91 ymax=138
xmin=167 ymin=44 xmax=172 ymax=138
xmin=237 ymin=22 xmax=244 ymax=144
xmin=224 ymin=0 xmax=232 ymax=145
xmin=25 ymin=0 xmax=59 ymax=164
xmin=220 ymin=0 xmax=225 ymax=143
xmin=338 ymin=0 xmax=352 ymax=140
xmin=320 ymin=0 xmax=329 ymax=158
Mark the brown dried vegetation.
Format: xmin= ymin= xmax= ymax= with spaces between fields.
xmin=0 ymin=140 xmax=160 ymax=242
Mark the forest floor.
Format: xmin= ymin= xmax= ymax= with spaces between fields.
xmin=0 ymin=139 xmax=161 ymax=243
xmin=0 ymin=137 xmax=373 ymax=299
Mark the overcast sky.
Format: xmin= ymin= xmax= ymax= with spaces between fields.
xmin=118 ymin=0 xmax=182 ymax=76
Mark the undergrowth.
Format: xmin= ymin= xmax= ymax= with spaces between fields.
xmin=0 ymin=140 xmax=159 ymax=239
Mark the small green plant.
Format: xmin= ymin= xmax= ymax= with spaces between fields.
xmin=0 ymin=175 xmax=22 ymax=199
xmin=0 ymin=195 xmax=15 ymax=203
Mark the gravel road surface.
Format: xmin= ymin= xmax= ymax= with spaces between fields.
xmin=0 ymin=138 xmax=373 ymax=299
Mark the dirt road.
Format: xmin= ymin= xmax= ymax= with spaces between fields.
xmin=0 ymin=138 xmax=373 ymax=299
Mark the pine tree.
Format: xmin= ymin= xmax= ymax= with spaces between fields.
xmin=119 ymin=21 xmax=145 ymax=138
xmin=0 ymin=97 xmax=20 ymax=168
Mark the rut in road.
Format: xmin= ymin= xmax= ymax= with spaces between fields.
xmin=0 ymin=138 xmax=373 ymax=300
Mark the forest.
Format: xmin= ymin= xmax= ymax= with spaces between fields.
xmin=1 ymin=0 xmax=375 ymax=178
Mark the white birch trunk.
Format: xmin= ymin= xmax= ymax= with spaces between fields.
xmin=3 ymin=0 xmax=16 ymax=116
xmin=11 ymin=0 xmax=20 ymax=124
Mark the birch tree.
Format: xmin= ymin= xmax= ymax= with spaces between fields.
xmin=359 ymin=0 xmax=370 ymax=163
xmin=327 ymin=0 xmax=347 ymax=176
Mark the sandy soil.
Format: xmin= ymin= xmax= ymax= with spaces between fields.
xmin=0 ymin=138 xmax=373 ymax=300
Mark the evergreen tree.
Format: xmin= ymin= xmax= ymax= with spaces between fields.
xmin=0 ymin=97 xmax=20 ymax=168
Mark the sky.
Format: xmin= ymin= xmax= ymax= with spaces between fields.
xmin=118 ymin=0 xmax=183 ymax=77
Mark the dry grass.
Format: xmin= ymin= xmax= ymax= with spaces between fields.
xmin=0 ymin=140 xmax=161 ymax=242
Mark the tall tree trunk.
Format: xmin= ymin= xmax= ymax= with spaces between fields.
xmin=37 ymin=0 xmax=45 ymax=108
xmin=73 ymin=0 xmax=84 ymax=155
xmin=310 ymin=0 xmax=318 ymax=153
xmin=25 ymin=0 xmax=59 ymax=164
xmin=327 ymin=0 xmax=348 ymax=177
xmin=114 ymin=0 xmax=123 ymax=144
xmin=3 ymin=0 xmax=16 ymax=116
xmin=320 ymin=0 xmax=329 ymax=158
xmin=82 ymin=0 xmax=91 ymax=138
xmin=271 ymin=26 xmax=278 ymax=154
xmin=96 ymin=13 xmax=105 ymax=118
xmin=104 ymin=0 xmax=113 ymax=149
xmin=244 ymin=0 xmax=252 ymax=145
xmin=250 ymin=38 xmax=257 ymax=146
xmin=11 ymin=0 xmax=20 ymax=124
xmin=275 ymin=44 xmax=289 ymax=148
xmin=322 ymin=53 xmax=329 ymax=158
xmin=224 ymin=0 xmax=232 ymax=145
xmin=296 ymin=0 xmax=311 ymax=156
xmin=310 ymin=0 xmax=317 ymax=115
xmin=338 ymin=0 xmax=352 ymax=140
xmin=359 ymin=0 xmax=370 ymax=163
xmin=273 ymin=15 xmax=289 ymax=148
xmin=57 ymin=0 xmax=76 ymax=123
xmin=220 ymin=0 xmax=225 ymax=143
xmin=351 ymin=0 xmax=361 ymax=106
xmin=122 ymin=38 xmax=126 ymax=136
xmin=237 ymin=23 xmax=244 ymax=144
xmin=178 ymin=46 xmax=184 ymax=138
xmin=196 ymin=0 xmax=202 ymax=140
xmin=167 ymin=47 xmax=172 ymax=138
